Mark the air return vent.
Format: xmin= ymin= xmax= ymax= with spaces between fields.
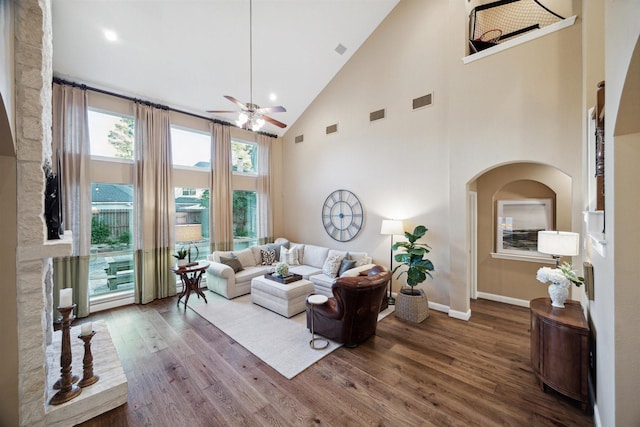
xmin=370 ymin=108 xmax=386 ymax=122
xmin=294 ymin=134 xmax=304 ymax=144
xmin=412 ymin=93 xmax=433 ymax=110
xmin=326 ymin=123 xmax=338 ymax=135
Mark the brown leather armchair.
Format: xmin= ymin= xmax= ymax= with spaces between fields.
xmin=305 ymin=265 xmax=390 ymax=347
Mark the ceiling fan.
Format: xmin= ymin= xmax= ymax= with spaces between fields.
xmin=207 ymin=0 xmax=287 ymax=131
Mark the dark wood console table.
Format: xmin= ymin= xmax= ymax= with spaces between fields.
xmin=530 ymin=298 xmax=589 ymax=412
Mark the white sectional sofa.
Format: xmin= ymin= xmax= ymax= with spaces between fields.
xmin=205 ymin=238 xmax=376 ymax=299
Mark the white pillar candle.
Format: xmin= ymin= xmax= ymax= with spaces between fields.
xmin=59 ymin=288 xmax=73 ymax=307
xmin=81 ymin=322 xmax=92 ymax=336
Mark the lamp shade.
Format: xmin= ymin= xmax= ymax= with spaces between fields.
xmin=175 ymin=224 xmax=202 ymax=243
xmin=537 ymin=231 xmax=580 ymax=256
xmin=380 ymin=219 xmax=404 ymax=236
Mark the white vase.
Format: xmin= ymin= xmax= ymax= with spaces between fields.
xmin=177 ymin=259 xmax=188 ymax=267
xmin=548 ymin=282 xmax=569 ymax=308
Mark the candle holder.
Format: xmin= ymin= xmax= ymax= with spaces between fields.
xmin=77 ymin=331 xmax=99 ymax=387
xmin=50 ymin=305 xmax=82 ymax=405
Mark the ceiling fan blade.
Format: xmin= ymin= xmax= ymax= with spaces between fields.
xmin=256 ymin=105 xmax=286 ymax=114
xmin=263 ymin=115 xmax=287 ymax=128
xmin=224 ymin=95 xmax=248 ymax=109
xmin=206 ymin=110 xmax=238 ymax=114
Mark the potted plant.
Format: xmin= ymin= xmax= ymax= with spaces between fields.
xmin=392 ymin=225 xmax=434 ymax=323
xmin=536 ymin=262 xmax=583 ymax=308
xmin=174 ymin=248 xmax=188 ymax=267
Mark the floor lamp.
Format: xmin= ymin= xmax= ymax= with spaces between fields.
xmin=380 ymin=219 xmax=404 ymax=305
xmin=537 ymin=230 xmax=580 ymax=267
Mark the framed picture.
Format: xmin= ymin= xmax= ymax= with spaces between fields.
xmin=496 ymin=199 xmax=553 ymax=256
xmin=584 ymin=261 xmax=594 ymax=300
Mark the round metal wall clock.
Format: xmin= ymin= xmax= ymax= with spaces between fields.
xmin=322 ymin=189 xmax=364 ymax=242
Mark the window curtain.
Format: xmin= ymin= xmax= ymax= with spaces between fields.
xmin=51 ymin=83 xmax=92 ymax=318
xmin=133 ymin=104 xmax=176 ymax=304
xmin=256 ymin=133 xmax=274 ymax=244
xmin=209 ymin=123 xmax=233 ymax=251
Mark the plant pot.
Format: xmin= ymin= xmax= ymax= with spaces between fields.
xmin=177 ymin=259 xmax=188 ymax=267
xmin=395 ymin=288 xmax=429 ymax=323
xmin=548 ymin=282 xmax=569 ymax=308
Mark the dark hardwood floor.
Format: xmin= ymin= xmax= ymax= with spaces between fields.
xmin=78 ymin=296 xmax=593 ymax=426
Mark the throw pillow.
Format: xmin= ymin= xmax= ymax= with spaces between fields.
xmin=219 ymin=255 xmax=244 ymax=273
xmin=280 ymin=246 xmax=299 ymax=265
xmin=322 ymin=254 xmax=343 ymax=278
xmin=260 ymin=249 xmax=277 ymax=265
xmin=338 ymin=259 xmax=357 ymax=276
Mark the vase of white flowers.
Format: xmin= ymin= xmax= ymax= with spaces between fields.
xmin=536 ymin=262 xmax=584 ymax=308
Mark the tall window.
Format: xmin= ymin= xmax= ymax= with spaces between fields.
xmin=89 ymin=183 xmax=134 ymax=297
xmin=175 ymin=187 xmax=210 ymax=262
xmin=88 ymin=109 xmax=134 ymax=160
xmin=171 ymin=126 xmax=210 ymax=169
xmin=233 ymin=190 xmax=257 ymax=249
xmin=231 ymin=140 xmax=257 ymax=175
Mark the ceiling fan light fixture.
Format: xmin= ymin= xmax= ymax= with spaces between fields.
xmin=236 ymin=112 xmax=249 ymax=127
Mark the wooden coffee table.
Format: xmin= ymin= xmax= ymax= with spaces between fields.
xmin=171 ymin=261 xmax=209 ymax=307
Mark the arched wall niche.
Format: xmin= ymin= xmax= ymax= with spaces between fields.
xmin=471 ymin=162 xmax=572 ymax=303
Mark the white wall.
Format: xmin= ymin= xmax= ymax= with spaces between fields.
xmin=281 ymin=0 xmax=583 ymax=316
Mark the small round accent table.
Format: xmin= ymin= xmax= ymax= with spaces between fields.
xmin=307 ymin=294 xmax=329 ymax=350
xmin=171 ymin=261 xmax=209 ymax=307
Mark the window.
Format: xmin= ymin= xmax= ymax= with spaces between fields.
xmin=89 ymin=183 xmax=134 ymax=297
xmin=496 ymin=199 xmax=552 ymax=256
xmin=231 ymin=140 xmax=257 ymax=175
xmin=175 ymin=187 xmax=210 ymax=263
xmin=88 ymin=109 xmax=134 ymax=160
xmin=171 ymin=127 xmax=210 ymax=169
xmin=233 ymin=190 xmax=257 ymax=249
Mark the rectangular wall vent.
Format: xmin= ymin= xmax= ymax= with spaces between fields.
xmin=326 ymin=123 xmax=338 ymax=135
xmin=370 ymin=108 xmax=386 ymax=122
xmin=413 ymin=93 xmax=433 ymax=110
xmin=294 ymin=134 xmax=304 ymax=144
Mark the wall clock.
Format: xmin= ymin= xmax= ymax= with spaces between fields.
xmin=322 ymin=189 xmax=364 ymax=242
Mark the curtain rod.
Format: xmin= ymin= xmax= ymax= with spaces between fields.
xmin=52 ymin=77 xmax=278 ymax=139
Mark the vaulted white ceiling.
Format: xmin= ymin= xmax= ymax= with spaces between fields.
xmin=52 ymin=0 xmax=400 ymax=136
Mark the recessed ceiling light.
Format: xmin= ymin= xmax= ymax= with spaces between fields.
xmin=103 ymin=29 xmax=118 ymax=42
xmin=269 ymin=93 xmax=277 ymax=101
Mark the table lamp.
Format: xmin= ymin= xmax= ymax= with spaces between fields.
xmin=537 ymin=230 xmax=580 ymax=267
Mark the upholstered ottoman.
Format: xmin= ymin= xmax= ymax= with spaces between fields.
xmin=251 ymin=275 xmax=315 ymax=318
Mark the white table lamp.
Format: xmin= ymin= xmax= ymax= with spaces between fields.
xmin=537 ymin=230 xmax=580 ymax=267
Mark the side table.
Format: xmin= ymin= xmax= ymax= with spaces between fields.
xmin=171 ymin=261 xmax=209 ymax=307
xmin=307 ymin=294 xmax=329 ymax=350
xmin=530 ymin=297 xmax=590 ymax=412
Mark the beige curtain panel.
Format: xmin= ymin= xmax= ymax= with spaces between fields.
xmin=210 ymin=122 xmax=234 ymax=252
xmin=51 ymin=83 xmax=92 ymax=318
xmin=133 ymin=103 xmax=176 ymax=304
xmin=257 ymin=133 xmax=273 ymax=244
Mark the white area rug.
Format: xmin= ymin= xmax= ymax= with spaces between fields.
xmin=187 ymin=290 xmax=394 ymax=379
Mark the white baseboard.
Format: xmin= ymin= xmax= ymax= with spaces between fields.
xmin=449 ymin=308 xmax=471 ymax=321
xmin=428 ymin=301 xmax=450 ymax=314
xmin=476 ymin=292 xmax=530 ymax=308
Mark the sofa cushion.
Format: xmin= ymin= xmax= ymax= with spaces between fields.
xmin=348 ymin=252 xmax=372 ymax=267
xmin=303 ymin=244 xmax=330 ymax=268
xmin=338 ymin=258 xmax=357 ymax=276
xmin=219 ymin=255 xmax=243 ymax=273
xmin=267 ymin=242 xmax=287 ymax=262
xmin=250 ymin=245 xmax=269 ymax=265
xmin=322 ymin=254 xmax=343 ymax=278
xmin=280 ymin=246 xmax=300 ymax=265
xmin=260 ymin=248 xmax=277 ymax=265
xmin=289 ymin=243 xmax=305 ymax=264
xmin=235 ymin=265 xmax=271 ymax=283
xmin=288 ymin=264 xmax=323 ymax=279
xmin=212 ymin=251 xmax=233 ymax=262
xmin=328 ymin=249 xmax=348 ymax=259
xmin=235 ymin=248 xmax=257 ymax=268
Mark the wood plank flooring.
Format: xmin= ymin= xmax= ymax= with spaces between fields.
xmin=77 ymin=296 xmax=593 ymax=426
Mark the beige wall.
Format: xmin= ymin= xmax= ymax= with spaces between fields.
xmin=475 ymin=163 xmax=572 ymax=301
xmin=281 ymin=0 xmax=583 ymax=316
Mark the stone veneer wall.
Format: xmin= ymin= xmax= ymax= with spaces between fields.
xmin=14 ymin=0 xmax=55 ymax=425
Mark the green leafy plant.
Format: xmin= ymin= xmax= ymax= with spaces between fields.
xmin=173 ymin=248 xmax=188 ymax=260
xmin=392 ymin=225 xmax=435 ymax=296
xmin=91 ymin=217 xmax=111 ymax=244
